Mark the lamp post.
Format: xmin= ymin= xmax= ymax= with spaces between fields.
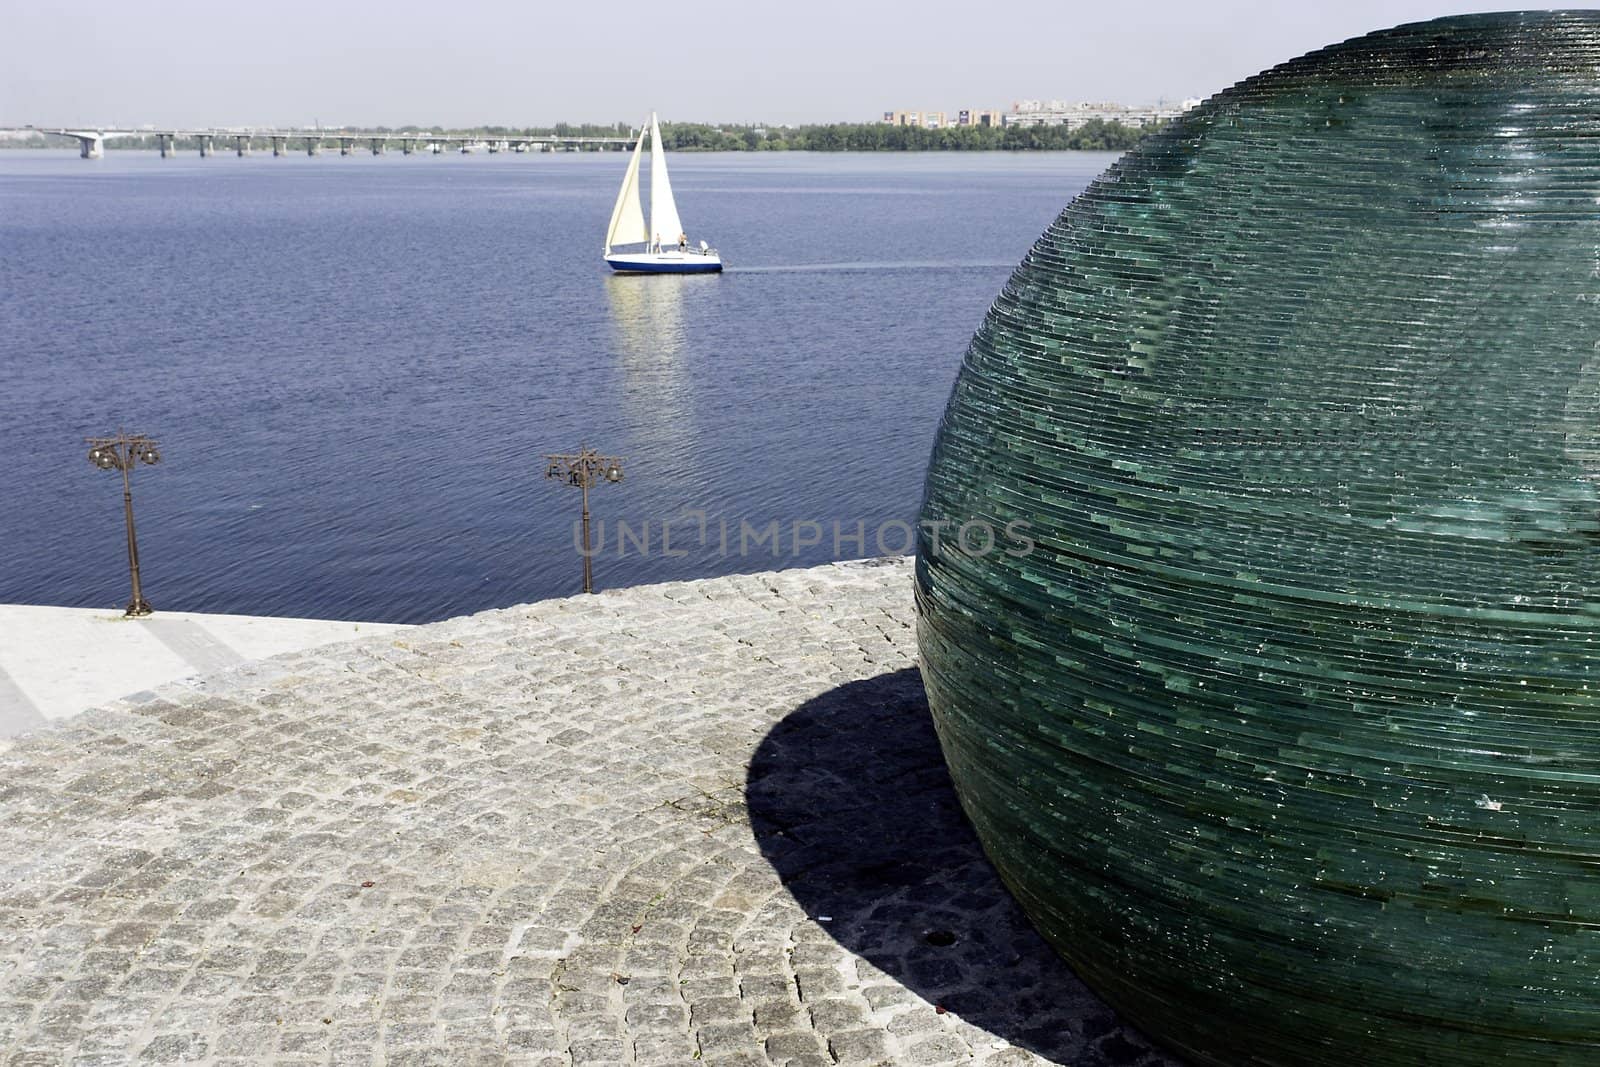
xmin=545 ymin=445 xmax=624 ymax=594
xmin=86 ymin=431 xmax=162 ymax=617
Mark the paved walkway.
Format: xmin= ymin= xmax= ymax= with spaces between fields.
xmin=0 ymin=558 xmax=1173 ymax=1066
xmin=0 ymin=606 xmax=409 ymax=741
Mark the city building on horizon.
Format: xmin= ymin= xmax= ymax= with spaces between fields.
xmin=881 ymin=100 xmax=1200 ymax=131
xmin=1004 ymin=98 xmax=1204 ymax=129
xmin=881 ymin=109 xmax=1001 ymax=129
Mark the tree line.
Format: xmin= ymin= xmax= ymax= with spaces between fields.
xmin=659 ymin=119 xmax=1154 ymax=152
xmin=2 ymin=118 xmax=1157 ymax=153
xmin=363 ymin=119 xmax=1156 ymax=151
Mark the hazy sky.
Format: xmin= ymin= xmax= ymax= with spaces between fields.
xmin=3 ymin=1 xmax=1577 ymax=128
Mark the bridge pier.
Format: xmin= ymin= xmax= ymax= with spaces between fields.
xmin=370 ymin=138 xmax=384 ymax=156
xmin=197 ymin=134 xmax=214 ymax=158
xmin=272 ymin=136 xmax=287 ymax=157
xmin=72 ymin=133 xmax=104 ymax=159
xmin=339 ymin=137 xmax=353 ymax=156
xmin=157 ymin=133 xmax=176 ymax=158
xmin=306 ymin=138 xmax=321 ymax=156
xmin=400 ymin=139 xmax=415 ymax=155
xmin=235 ymin=135 xmax=251 ymax=157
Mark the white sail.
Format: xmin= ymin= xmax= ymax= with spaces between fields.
xmin=648 ymin=113 xmax=685 ymax=249
xmin=604 ymin=126 xmax=649 ymax=252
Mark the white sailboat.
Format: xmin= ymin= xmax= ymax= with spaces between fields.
xmin=603 ymin=113 xmax=722 ymax=274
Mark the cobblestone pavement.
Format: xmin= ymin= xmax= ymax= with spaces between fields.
xmin=0 ymin=558 xmax=1179 ymax=1066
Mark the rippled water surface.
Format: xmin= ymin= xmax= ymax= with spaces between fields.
xmin=0 ymin=149 xmax=1109 ymax=621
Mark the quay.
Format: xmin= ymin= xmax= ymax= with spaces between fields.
xmin=0 ymin=559 xmax=1170 ymax=1065
xmin=6 ymin=126 xmax=633 ymax=159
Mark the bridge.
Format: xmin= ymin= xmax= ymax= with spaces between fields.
xmin=8 ymin=126 xmax=633 ymax=159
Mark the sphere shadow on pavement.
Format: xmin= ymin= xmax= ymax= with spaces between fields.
xmin=745 ymin=667 xmax=1181 ymax=1067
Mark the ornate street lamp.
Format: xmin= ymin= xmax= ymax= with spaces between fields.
xmin=86 ymin=431 xmax=162 ymax=617
xmin=545 ymin=445 xmax=624 ymax=594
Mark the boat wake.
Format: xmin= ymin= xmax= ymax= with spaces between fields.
xmin=728 ymin=260 xmax=1014 ymax=275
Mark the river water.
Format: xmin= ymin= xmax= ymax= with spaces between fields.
xmin=0 ymin=148 xmax=1110 ymax=621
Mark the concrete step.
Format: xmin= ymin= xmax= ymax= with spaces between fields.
xmin=0 ymin=605 xmax=411 ymax=741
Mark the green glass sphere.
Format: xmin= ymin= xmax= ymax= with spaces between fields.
xmin=917 ymin=12 xmax=1600 ymax=1065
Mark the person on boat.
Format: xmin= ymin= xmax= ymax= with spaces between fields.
xmin=652 ymin=233 xmax=661 ymax=253
xmin=699 ymin=239 xmax=709 ymax=255
xmin=678 ymin=232 xmax=688 ymax=251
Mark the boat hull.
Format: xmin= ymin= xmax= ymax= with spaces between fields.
xmin=605 ymin=251 xmax=723 ymax=274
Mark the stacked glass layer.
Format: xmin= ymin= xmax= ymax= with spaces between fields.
xmin=917 ymin=12 xmax=1600 ymax=1065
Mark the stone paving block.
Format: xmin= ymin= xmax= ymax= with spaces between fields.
xmin=631 ymin=1030 xmax=699 ymax=1064
xmin=695 ymin=1020 xmax=761 ymax=1058
xmin=702 ymin=1054 xmax=767 ymax=1067
xmin=678 ymin=976 xmax=739 ymax=1003
xmin=909 ymin=1032 xmax=977 ymax=1064
xmin=807 ymin=996 xmax=868 ymax=1032
xmin=689 ymin=994 xmax=748 ymax=1028
xmin=793 ymin=967 xmax=848 ymax=1000
xmin=765 ymin=1029 xmax=826 ymax=1060
xmin=738 ymin=972 xmax=794 ymax=999
xmin=135 ymin=1033 xmax=207 ymax=1062
xmin=828 ymin=1027 xmax=893 ymax=1064
xmin=506 ymin=1027 xmax=562 ymax=1052
xmin=384 ymin=1049 xmax=465 ymax=1067
xmin=751 ymin=995 xmax=805 ymax=1034
xmin=379 ymin=1021 xmax=437 ymax=1048
xmin=889 ymin=1006 xmax=947 ymax=1037
xmin=624 ymin=1001 xmax=687 ymax=1028
xmin=568 ymin=1037 xmax=627 ymax=1065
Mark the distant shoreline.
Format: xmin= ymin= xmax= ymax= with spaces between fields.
xmin=1 ymin=119 xmax=1158 ymax=155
